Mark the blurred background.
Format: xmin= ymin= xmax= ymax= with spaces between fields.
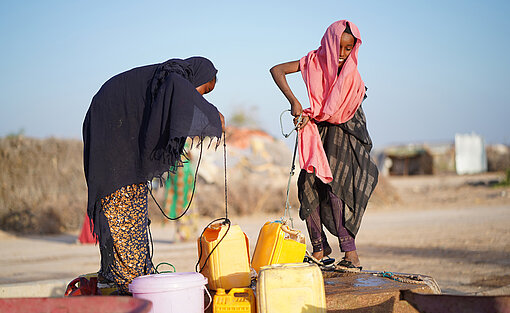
xmin=1 ymin=0 xmax=509 ymax=230
xmin=0 ymin=0 xmax=509 ymax=296
xmin=1 ymin=0 xmax=509 ymax=146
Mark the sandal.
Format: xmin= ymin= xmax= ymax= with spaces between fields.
xmin=335 ymin=258 xmax=363 ymax=273
xmin=304 ymin=251 xmax=336 ymax=268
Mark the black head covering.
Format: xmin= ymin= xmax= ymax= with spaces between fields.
xmin=83 ymin=56 xmax=222 ymax=252
xmin=186 ymin=56 xmax=217 ymax=87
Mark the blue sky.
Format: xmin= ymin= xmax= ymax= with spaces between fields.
xmin=1 ymin=0 xmax=509 ymax=148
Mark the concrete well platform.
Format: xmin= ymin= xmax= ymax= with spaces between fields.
xmin=205 ymin=270 xmax=437 ymax=313
xmin=323 ymin=271 xmax=435 ymax=313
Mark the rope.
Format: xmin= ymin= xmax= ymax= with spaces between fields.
xmin=145 ymin=137 xmax=209 ymax=274
xmin=196 ymin=131 xmax=231 ymax=273
xmin=279 ymin=109 xmax=301 ymax=138
xmin=373 ymin=271 xmax=442 ymax=294
xmin=223 ymin=131 xmax=228 ymax=222
xmin=280 ymin=110 xmax=302 ymax=227
xmin=195 ymin=218 xmax=231 ymax=273
xmin=149 ymin=139 xmax=205 ymax=220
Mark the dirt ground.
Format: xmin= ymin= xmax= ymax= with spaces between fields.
xmin=0 ymin=173 xmax=509 ymax=296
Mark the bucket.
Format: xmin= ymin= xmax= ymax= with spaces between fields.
xmin=198 ymin=223 xmax=251 ymax=290
xmin=64 ymin=273 xmax=117 ymax=296
xmin=129 ymin=272 xmax=211 ymax=313
xmin=251 ymin=221 xmax=306 ymax=273
xmin=81 ymin=273 xmax=118 ymax=295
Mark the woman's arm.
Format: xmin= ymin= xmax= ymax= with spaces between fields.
xmin=270 ymin=60 xmax=309 ymax=129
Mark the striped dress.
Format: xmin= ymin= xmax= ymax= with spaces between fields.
xmin=298 ymin=106 xmax=379 ymax=237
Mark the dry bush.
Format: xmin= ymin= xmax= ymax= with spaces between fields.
xmin=0 ymin=136 xmax=86 ymax=234
xmin=0 ymin=136 xmax=398 ymax=234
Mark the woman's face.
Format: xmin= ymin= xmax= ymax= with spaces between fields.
xmin=196 ymin=77 xmax=216 ymax=95
xmin=338 ymin=32 xmax=355 ymax=68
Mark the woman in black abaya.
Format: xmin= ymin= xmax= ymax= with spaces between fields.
xmin=83 ymin=56 xmax=224 ymax=294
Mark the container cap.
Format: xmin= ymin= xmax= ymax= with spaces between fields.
xmin=129 ymin=272 xmax=208 ymax=293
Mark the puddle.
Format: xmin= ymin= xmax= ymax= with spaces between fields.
xmin=353 ymin=276 xmax=384 ymax=288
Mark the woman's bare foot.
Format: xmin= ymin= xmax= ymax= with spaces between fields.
xmin=312 ymin=250 xmax=324 ymax=260
xmin=312 ymin=245 xmax=332 ymax=261
xmin=344 ymin=250 xmax=361 ymax=267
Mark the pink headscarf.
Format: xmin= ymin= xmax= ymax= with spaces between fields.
xmin=299 ymin=20 xmax=365 ymax=183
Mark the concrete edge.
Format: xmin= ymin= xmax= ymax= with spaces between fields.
xmin=0 ymin=278 xmax=74 ymax=298
xmin=474 ymin=284 xmax=510 ymax=296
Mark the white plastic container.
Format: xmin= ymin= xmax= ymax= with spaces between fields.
xmin=129 ymin=272 xmax=211 ymax=313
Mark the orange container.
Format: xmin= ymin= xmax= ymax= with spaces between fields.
xmin=198 ymin=222 xmax=251 ymax=290
xmin=251 ymin=221 xmax=306 ymax=273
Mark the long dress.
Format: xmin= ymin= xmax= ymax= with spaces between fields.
xmin=298 ymin=105 xmax=379 ymax=239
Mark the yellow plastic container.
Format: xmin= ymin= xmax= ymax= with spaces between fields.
xmin=198 ymin=222 xmax=251 ymax=290
xmin=251 ymin=221 xmax=307 ymax=273
xmin=213 ymin=288 xmax=256 ymax=313
xmin=256 ymin=263 xmax=326 ymax=313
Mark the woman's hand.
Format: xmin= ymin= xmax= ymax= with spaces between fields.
xmin=219 ymin=112 xmax=225 ymax=132
xmin=293 ymin=115 xmax=309 ymax=130
xmin=290 ymin=100 xmax=303 ymax=117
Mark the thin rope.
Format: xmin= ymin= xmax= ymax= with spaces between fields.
xmin=223 ymin=131 xmax=228 ymax=221
xmin=280 ymin=109 xmax=301 ymax=138
xmin=149 ymin=139 xmax=204 ymax=220
xmin=195 ymin=131 xmax=231 ymax=273
xmin=281 ymin=110 xmax=302 ymax=227
xmin=195 ymin=217 xmax=231 ymax=273
xmin=373 ymin=271 xmax=442 ymax=294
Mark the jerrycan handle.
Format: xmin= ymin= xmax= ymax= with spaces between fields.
xmin=281 ymin=225 xmax=306 ymax=244
xmin=281 ymin=225 xmax=300 ymax=237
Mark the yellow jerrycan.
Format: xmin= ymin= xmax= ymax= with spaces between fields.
xmin=213 ymin=287 xmax=256 ymax=313
xmin=257 ymin=263 xmax=326 ymax=313
xmin=251 ymin=220 xmax=306 ymax=273
xmin=198 ymin=222 xmax=251 ymax=290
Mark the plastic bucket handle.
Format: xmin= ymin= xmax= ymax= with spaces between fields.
xmin=204 ymin=286 xmax=212 ymax=311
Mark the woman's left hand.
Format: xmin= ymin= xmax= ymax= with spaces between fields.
xmin=293 ymin=115 xmax=310 ymax=130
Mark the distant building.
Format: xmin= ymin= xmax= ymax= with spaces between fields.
xmin=383 ymin=145 xmax=433 ymax=176
xmin=376 ymin=142 xmax=455 ymax=176
xmin=376 ymin=135 xmax=507 ymax=176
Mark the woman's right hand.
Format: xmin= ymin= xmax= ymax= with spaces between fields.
xmin=293 ymin=115 xmax=309 ymax=130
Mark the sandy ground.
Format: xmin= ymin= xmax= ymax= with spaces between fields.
xmin=0 ymin=173 xmax=509 ymax=296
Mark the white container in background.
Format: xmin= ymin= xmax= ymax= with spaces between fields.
xmin=455 ymin=133 xmax=487 ymax=175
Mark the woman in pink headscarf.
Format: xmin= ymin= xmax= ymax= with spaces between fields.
xmin=270 ymin=20 xmax=378 ymax=271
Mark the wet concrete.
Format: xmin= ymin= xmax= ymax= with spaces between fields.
xmin=324 ymin=271 xmax=433 ymax=313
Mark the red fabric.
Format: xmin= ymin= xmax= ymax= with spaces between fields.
xmin=78 ymin=214 xmax=97 ymax=244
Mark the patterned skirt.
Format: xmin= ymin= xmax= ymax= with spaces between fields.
xmin=99 ymin=182 xmax=152 ymax=294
